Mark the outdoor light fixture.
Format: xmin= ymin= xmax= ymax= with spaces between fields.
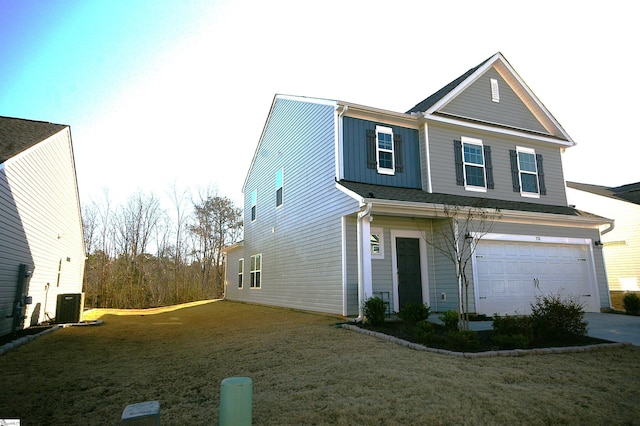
xmin=594 ymin=240 xmax=604 ymax=247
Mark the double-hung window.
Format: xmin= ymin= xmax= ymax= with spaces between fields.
xmin=517 ymin=147 xmax=539 ymax=196
xmin=376 ymin=126 xmax=395 ymax=175
xmin=238 ymin=259 xmax=244 ymax=289
xmin=250 ymin=254 xmax=261 ymax=288
xmin=250 ymin=189 xmax=257 ymax=221
xmin=275 ymin=168 xmax=283 ymax=207
xmin=462 ymin=137 xmax=486 ymax=191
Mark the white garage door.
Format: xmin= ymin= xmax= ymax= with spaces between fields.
xmin=474 ymin=240 xmax=598 ymax=315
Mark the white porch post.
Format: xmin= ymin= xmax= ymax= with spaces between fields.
xmin=357 ymin=203 xmax=373 ymax=319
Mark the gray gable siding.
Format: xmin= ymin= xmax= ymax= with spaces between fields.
xmin=440 ymin=68 xmax=549 ymax=135
xmin=427 ymin=122 xmax=568 ymax=207
xmin=342 ymin=116 xmax=421 ymax=189
xmin=226 ymin=98 xmax=359 ymax=315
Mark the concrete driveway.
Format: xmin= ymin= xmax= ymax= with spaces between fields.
xmin=585 ymin=312 xmax=640 ymax=346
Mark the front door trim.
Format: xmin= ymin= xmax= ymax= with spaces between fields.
xmin=390 ymin=229 xmax=429 ymax=313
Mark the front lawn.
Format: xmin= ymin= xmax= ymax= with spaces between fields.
xmin=1 ymin=300 xmax=639 ymax=424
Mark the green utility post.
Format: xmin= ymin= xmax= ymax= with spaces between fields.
xmin=219 ymin=377 xmax=252 ymax=426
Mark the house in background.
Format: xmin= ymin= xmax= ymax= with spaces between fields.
xmin=566 ymin=181 xmax=640 ymax=307
xmin=0 ymin=117 xmax=85 ymax=337
xmin=224 ymin=53 xmax=611 ymax=318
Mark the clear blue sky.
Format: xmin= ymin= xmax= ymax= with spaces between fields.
xmin=1 ymin=0 xmax=638 ymax=210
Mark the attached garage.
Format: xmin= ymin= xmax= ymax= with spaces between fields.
xmin=473 ymin=236 xmax=600 ymax=315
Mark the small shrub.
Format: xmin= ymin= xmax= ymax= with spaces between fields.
xmin=439 ymin=310 xmax=459 ymax=332
xmin=362 ymin=297 xmax=386 ymax=326
xmin=491 ymin=314 xmax=532 ymax=349
xmin=413 ymin=321 xmax=442 ymax=345
xmin=445 ymin=330 xmax=479 ymax=352
xmin=397 ymin=303 xmax=430 ymax=327
xmin=623 ymin=293 xmax=640 ymax=315
xmin=530 ymin=293 xmax=587 ymax=343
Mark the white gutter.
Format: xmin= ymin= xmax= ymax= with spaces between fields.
xmin=355 ymin=202 xmax=373 ymax=322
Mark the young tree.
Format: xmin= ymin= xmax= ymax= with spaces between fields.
xmin=419 ymin=202 xmax=501 ymax=330
xmin=190 ymin=192 xmax=243 ymax=298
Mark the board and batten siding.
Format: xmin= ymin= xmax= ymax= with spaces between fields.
xmin=567 ymin=187 xmax=640 ymax=292
xmin=427 ymin=121 xmax=568 ymax=206
xmin=227 ymin=97 xmax=359 ymax=314
xmin=341 ymin=116 xmax=421 ymax=189
xmin=440 ymin=68 xmax=549 ymax=135
xmin=0 ymin=128 xmax=85 ymax=336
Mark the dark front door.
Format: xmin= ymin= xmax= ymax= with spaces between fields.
xmin=396 ymin=237 xmax=422 ymax=309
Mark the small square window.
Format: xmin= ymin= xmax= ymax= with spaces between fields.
xmin=370 ymin=227 xmax=384 ymax=259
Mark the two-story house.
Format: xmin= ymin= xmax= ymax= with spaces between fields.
xmin=1 ymin=117 xmax=85 ymax=337
xmin=224 ymin=53 xmax=611 ymax=318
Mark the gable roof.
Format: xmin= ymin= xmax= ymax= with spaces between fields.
xmin=567 ymin=181 xmax=640 ymax=205
xmin=406 ymin=52 xmax=574 ymax=145
xmin=0 ymin=116 xmax=67 ymax=164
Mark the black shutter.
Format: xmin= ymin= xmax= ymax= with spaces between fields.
xmin=536 ymin=154 xmax=546 ymax=195
xmin=366 ymin=129 xmax=377 ymax=169
xmin=509 ymin=149 xmax=520 ymax=192
xmin=394 ymin=133 xmax=403 ymax=173
xmin=454 ymin=140 xmax=464 ymax=186
xmin=484 ymin=145 xmax=494 ymax=189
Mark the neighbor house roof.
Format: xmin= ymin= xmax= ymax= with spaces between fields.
xmin=339 ymin=180 xmax=606 ymax=219
xmin=0 ymin=116 xmax=67 ymax=164
xmin=567 ymin=181 xmax=640 ymax=205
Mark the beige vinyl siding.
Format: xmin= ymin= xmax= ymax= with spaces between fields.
xmin=441 ymin=68 xmax=549 ymax=135
xmin=229 ymin=98 xmax=359 ymax=314
xmin=567 ymin=187 xmax=640 ymax=292
xmin=0 ymin=128 xmax=85 ymax=335
xmin=427 ymin=121 xmax=568 ymax=206
xmin=223 ymin=245 xmax=243 ymax=293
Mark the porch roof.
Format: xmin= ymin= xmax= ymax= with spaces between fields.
xmin=337 ymin=180 xmax=605 ymax=220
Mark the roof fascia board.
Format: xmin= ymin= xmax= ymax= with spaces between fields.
xmin=335 ymin=181 xmax=365 ymax=206
xmin=426 ymin=114 xmax=575 ymax=147
xmin=366 ymin=198 xmax=610 ymax=227
xmin=242 ymin=95 xmax=337 ymax=192
xmin=340 ymin=101 xmax=419 ymax=128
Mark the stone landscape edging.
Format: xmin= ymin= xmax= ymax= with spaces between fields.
xmin=340 ymin=323 xmax=631 ymax=358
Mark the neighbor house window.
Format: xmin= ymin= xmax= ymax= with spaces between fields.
xmin=250 ymin=189 xmax=257 ymax=221
xmin=250 ymin=254 xmax=261 ymax=288
xmin=517 ymin=147 xmax=539 ymax=196
xmin=238 ymin=259 xmax=244 ymax=289
xmin=462 ymin=137 xmax=486 ymax=191
xmin=376 ymin=126 xmax=395 ymax=175
xmin=275 ymin=168 xmax=283 ymax=207
xmin=370 ymin=227 xmax=384 ymax=259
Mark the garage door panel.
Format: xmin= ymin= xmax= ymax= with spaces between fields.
xmin=476 ymin=241 xmax=597 ymax=315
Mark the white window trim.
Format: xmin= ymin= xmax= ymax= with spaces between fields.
xmin=250 ymin=253 xmax=262 ymax=289
xmin=275 ymin=168 xmax=284 ymax=208
xmin=375 ymin=125 xmax=395 ymax=175
xmin=461 ymin=136 xmax=487 ymax=192
xmin=517 ymin=146 xmax=540 ymax=198
xmin=370 ymin=227 xmax=384 ymax=259
xmin=238 ymin=258 xmax=244 ymax=289
xmin=250 ymin=189 xmax=257 ymax=221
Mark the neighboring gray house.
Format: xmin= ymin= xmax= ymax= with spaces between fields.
xmin=0 ymin=117 xmax=85 ymax=337
xmin=566 ymin=181 xmax=640 ymax=298
xmin=224 ymin=53 xmax=611 ymax=317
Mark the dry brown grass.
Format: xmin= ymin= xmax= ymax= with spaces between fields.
xmin=1 ymin=300 xmax=640 ymax=425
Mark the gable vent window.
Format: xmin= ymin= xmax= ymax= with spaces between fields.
xmin=454 ymin=137 xmax=494 ymax=191
xmin=490 ymin=78 xmax=500 ymax=102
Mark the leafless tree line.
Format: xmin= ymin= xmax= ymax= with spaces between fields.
xmin=81 ymin=186 xmax=242 ymax=309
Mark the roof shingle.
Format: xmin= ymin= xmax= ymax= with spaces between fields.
xmin=0 ymin=116 xmax=67 ymax=164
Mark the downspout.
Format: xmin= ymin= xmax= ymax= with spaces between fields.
xmin=601 ymin=220 xmax=615 ymax=235
xmin=355 ymin=202 xmax=373 ymax=322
